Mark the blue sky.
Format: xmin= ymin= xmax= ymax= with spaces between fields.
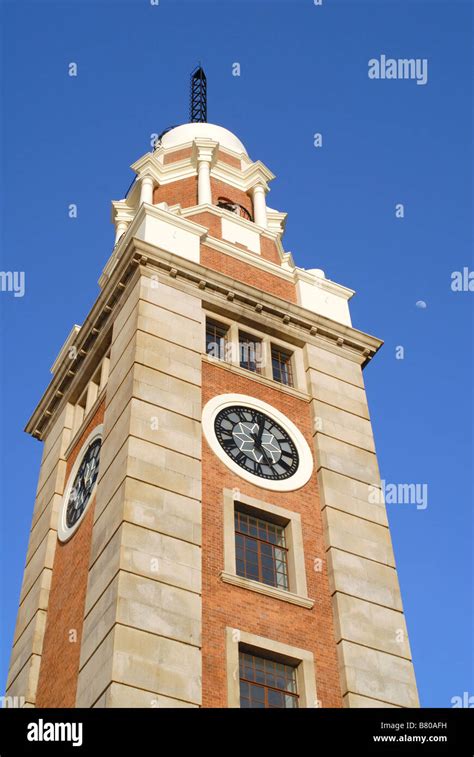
xmin=0 ymin=0 xmax=472 ymax=707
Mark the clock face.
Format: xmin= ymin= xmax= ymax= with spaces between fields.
xmin=65 ymin=437 xmax=102 ymax=529
xmin=214 ymin=405 xmax=299 ymax=481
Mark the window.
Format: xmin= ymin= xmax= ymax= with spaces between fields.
xmin=221 ymin=489 xmax=313 ymax=608
xmin=239 ymin=650 xmax=299 ymax=708
xmin=217 ymin=196 xmax=253 ymax=222
xmin=272 ymin=345 xmax=293 ymax=387
xmin=226 ymin=628 xmax=317 ymax=708
xmin=239 ymin=331 xmax=263 ymax=374
xmin=206 ymin=318 xmax=229 ymax=361
xmin=203 ymin=311 xmax=305 ymax=392
xmin=235 ymin=508 xmax=289 ymax=590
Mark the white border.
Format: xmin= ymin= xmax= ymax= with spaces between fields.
xmin=202 ymin=394 xmax=313 ymax=491
xmin=57 ymin=424 xmax=103 ymax=543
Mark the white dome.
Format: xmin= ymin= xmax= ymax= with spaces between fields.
xmin=160 ymin=122 xmax=247 ymax=155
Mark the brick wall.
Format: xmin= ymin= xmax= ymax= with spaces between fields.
xmin=190 ymin=211 xmax=221 ymax=238
xmin=162 ymin=148 xmax=240 ymax=168
xmin=200 ymin=244 xmax=297 ymax=303
xmin=201 ymin=361 xmax=343 ymax=708
xmin=163 ymin=147 xmax=193 ymax=164
xmin=260 ymin=235 xmax=282 ymax=266
xmin=35 ymin=400 xmax=105 ymax=708
xmin=217 ymin=150 xmax=241 ymax=169
xmin=153 ymin=176 xmax=197 ymax=208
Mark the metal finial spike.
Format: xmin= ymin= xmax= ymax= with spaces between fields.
xmin=190 ymin=65 xmax=207 ymax=123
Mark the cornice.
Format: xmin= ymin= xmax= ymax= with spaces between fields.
xmin=130 ymin=152 xmax=196 ymax=186
xmin=128 ymin=239 xmax=383 ymax=362
xmin=50 ymin=325 xmax=80 ymax=375
xmin=108 ymin=200 xmax=292 ymax=286
xmin=294 ymin=267 xmax=355 ymax=301
xmin=153 ymin=139 xmax=246 ymax=164
xmin=25 ymin=239 xmax=145 ymax=441
xmin=138 ymin=202 xmax=209 ymax=237
xmin=181 ymin=203 xmax=281 ymax=243
xmin=130 ymin=146 xmax=275 ymax=195
xmin=108 ymin=201 xmax=291 ymax=286
xmin=266 ymin=208 xmax=287 ymax=233
xmin=210 ymin=162 xmax=274 ymax=194
xmin=28 ymin=237 xmax=382 ymax=441
xmin=181 ymin=202 xmax=268 ymax=239
xmin=244 ymin=160 xmax=275 ymax=185
xmin=101 ymin=202 xmax=209 ymax=288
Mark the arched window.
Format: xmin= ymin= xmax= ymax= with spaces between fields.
xmin=217 ymin=197 xmax=253 ymax=222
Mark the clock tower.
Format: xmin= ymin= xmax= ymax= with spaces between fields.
xmin=6 ymin=109 xmax=419 ymax=708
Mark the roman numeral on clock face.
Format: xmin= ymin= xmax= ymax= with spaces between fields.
xmin=254 ymin=462 xmax=266 ymax=476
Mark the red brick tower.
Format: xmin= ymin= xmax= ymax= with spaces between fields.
xmin=6 ymin=118 xmax=418 ymax=709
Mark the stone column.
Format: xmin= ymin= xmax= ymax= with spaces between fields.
xmin=139 ymin=174 xmax=154 ymax=206
xmin=194 ymin=140 xmax=216 ymax=206
xmin=252 ymin=184 xmax=267 ymax=228
xmin=197 ymin=159 xmax=212 ymax=205
xmin=114 ymin=220 xmax=128 ymax=245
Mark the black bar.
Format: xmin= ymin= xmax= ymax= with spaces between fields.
xmin=0 ymin=707 xmax=473 ymax=755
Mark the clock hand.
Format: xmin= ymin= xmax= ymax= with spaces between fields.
xmin=256 ymin=418 xmax=264 ymax=447
xmin=251 ymin=433 xmax=273 ymax=467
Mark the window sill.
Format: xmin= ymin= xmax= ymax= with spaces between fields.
xmin=220 ymin=571 xmax=314 ymax=609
